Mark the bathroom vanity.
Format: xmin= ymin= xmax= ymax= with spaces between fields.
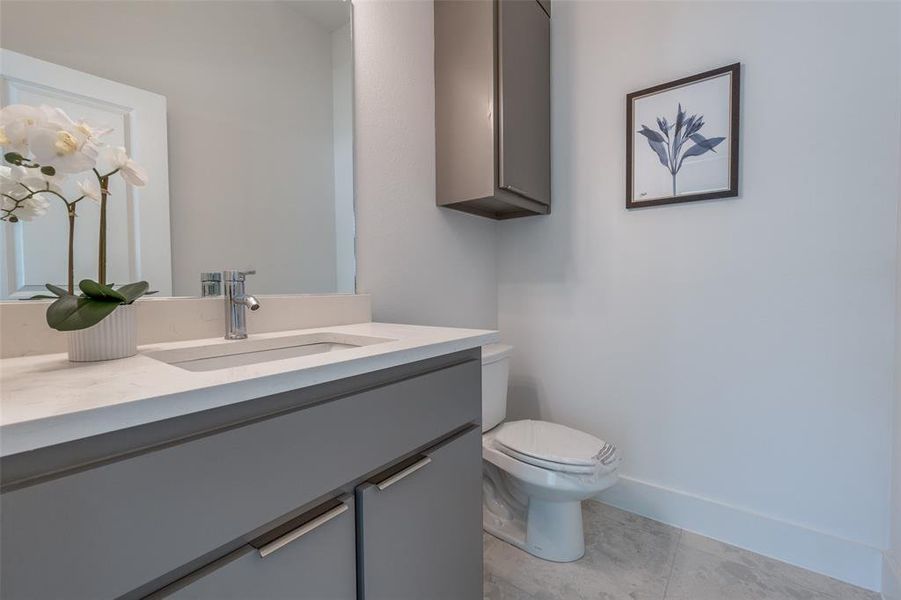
xmin=0 ymin=321 xmax=497 ymax=599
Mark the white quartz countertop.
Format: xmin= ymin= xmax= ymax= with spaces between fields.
xmin=0 ymin=322 xmax=498 ymax=457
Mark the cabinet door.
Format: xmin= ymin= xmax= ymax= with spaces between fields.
xmin=151 ymin=497 xmax=356 ymax=600
xmin=356 ymin=427 xmax=482 ymax=600
xmin=498 ymin=0 xmax=551 ymax=206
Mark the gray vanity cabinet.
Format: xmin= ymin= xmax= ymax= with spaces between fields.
xmin=153 ymin=497 xmax=356 ymax=600
xmin=356 ymin=427 xmax=483 ymax=600
xmin=0 ymin=349 xmax=482 ymax=600
xmin=435 ymin=0 xmax=551 ymax=219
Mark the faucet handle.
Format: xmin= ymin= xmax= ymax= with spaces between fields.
xmin=223 ymin=269 xmax=256 ymax=282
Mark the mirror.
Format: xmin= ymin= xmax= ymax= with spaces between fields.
xmin=0 ymin=0 xmax=354 ymax=299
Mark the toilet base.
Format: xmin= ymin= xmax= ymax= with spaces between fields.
xmin=526 ymin=498 xmax=585 ymax=561
xmin=482 ymin=463 xmax=587 ymax=562
xmin=484 ymin=498 xmax=586 ymax=562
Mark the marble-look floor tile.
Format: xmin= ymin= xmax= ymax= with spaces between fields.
xmin=484 ymin=500 xmax=681 ymax=600
xmin=485 ymin=569 xmax=553 ymax=600
xmin=587 ymin=501 xmax=677 ymax=536
xmin=484 ymin=500 xmax=880 ymax=600
xmin=677 ymin=531 xmax=879 ymax=600
xmin=665 ymin=532 xmax=880 ymax=600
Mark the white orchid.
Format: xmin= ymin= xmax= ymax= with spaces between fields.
xmin=0 ymin=104 xmax=47 ymax=154
xmin=72 ymin=119 xmax=112 ymax=142
xmin=101 ymin=145 xmax=147 ymax=186
xmin=1 ymin=166 xmax=47 ymax=198
xmin=1 ymin=192 xmax=50 ymax=222
xmin=8 ymin=164 xmax=64 ymax=192
xmin=0 ymin=167 xmax=52 ymax=222
xmin=2 ymin=103 xmax=151 ymax=294
xmin=77 ymin=178 xmax=103 ymax=203
xmin=26 ymin=106 xmax=100 ymax=174
xmin=0 ymin=167 xmax=24 ymax=198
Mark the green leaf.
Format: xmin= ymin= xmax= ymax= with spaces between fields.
xmin=22 ymin=295 xmax=56 ymax=300
xmin=4 ymin=152 xmax=23 ymax=165
xmin=116 ymin=281 xmax=149 ymax=304
xmin=45 ymin=283 xmax=72 ymax=297
xmin=40 ymin=165 xmax=56 ymax=176
xmin=46 ymin=295 xmax=121 ymax=331
xmin=79 ymin=279 xmax=127 ymax=303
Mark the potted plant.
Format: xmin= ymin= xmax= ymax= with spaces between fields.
xmin=1 ymin=104 xmax=151 ymax=361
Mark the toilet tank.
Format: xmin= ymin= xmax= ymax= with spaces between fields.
xmin=481 ymin=344 xmax=513 ymax=431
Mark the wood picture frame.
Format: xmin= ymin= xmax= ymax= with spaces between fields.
xmin=626 ymin=63 xmax=741 ymax=209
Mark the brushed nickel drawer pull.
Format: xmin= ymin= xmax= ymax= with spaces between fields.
xmin=377 ymin=456 xmax=432 ymax=491
xmin=258 ymin=503 xmax=349 ymax=558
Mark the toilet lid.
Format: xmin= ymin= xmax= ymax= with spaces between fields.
xmin=494 ymin=420 xmax=609 ymax=467
xmin=498 ymin=445 xmax=600 ymax=474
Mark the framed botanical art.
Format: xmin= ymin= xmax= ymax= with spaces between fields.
xmin=626 ymin=63 xmax=741 ymax=208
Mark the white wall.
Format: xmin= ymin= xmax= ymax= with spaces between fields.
xmin=1 ymin=1 xmax=342 ymax=296
xmin=888 ymin=168 xmax=901 ymax=594
xmin=888 ymin=9 xmax=901 ymax=594
xmin=333 ymin=22 xmax=356 ymax=295
xmin=353 ymin=0 xmax=497 ymax=330
xmin=497 ymin=1 xmax=900 ymax=591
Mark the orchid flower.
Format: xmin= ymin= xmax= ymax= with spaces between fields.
xmin=1 ymin=192 xmax=50 ymax=222
xmin=0 ymin=167 xmax=51 ymax=222
xmin=9 ymin=164 xmax=64 ymax=192
xmin=26 ymin=106 xmax=100 ymax=174
xmin=101 ymin=145 xmax=148 ymax=186
xmin=78 ymin=178 xmax=103 ymax=203
xmin=1 ymin=103 xmax=149 ymax=293
xmin=0 ymin=105 xmax=47 ymax=154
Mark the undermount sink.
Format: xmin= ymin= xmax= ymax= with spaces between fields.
xmin=145 ymin=332 xmax=393 ymax=372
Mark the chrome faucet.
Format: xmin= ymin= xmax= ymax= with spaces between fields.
xmin=223 ymin=269 xmax=260 ymax=340
xmin=200 ymin=272 xmax=222 ymax=297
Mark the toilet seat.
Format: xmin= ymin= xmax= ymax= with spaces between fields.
xmin=498 ymin=445 xmax=599 ymax=474
xmin=482 ymin=430 xmax=618 ymax=495
xmin=494 ymin=420 xmax=613 ymax=469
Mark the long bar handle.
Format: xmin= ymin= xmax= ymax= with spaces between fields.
xmin=258 ymin=503 xmax=349 ymax=558
xmin=377 ymin=456 xmax=432 ymax=491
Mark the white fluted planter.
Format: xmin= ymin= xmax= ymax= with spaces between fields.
xmin=67 ymin=304 xmax=137 ymax=362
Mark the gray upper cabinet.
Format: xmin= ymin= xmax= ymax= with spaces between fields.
xmin=435 ymin=0 xmax=551 ymax=219
xmin=498 ymin=0 xmax=551 ymax=207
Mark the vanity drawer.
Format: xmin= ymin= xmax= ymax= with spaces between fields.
xmin=0 ymin=357 xmax=479 ymax=600
xmin=149 ymin=496 xmax=356 ymax=600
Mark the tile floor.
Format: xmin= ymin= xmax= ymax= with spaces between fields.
xmin=483 ymin=500 xmax=880 ymax=600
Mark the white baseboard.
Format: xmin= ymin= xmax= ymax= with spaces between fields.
xmin=596 ymin=475 xmax=883 ymax=592
xmin=884 ymin=551 xmax=901 ymax=600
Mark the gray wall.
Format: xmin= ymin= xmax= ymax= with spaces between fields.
xmin=1 ymin=0 xmax=342 ymax=296
xmin=496 ymin=1 xmax=900 ymax=591
xmin=353 ymin=0 xmax=497 ymax=330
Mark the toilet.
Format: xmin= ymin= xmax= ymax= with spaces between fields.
xmin=481 ymin=344 xmax=620 ymax=562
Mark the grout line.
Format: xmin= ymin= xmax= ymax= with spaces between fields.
xmin=661 ymin=528 xmax=683 ymax=600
